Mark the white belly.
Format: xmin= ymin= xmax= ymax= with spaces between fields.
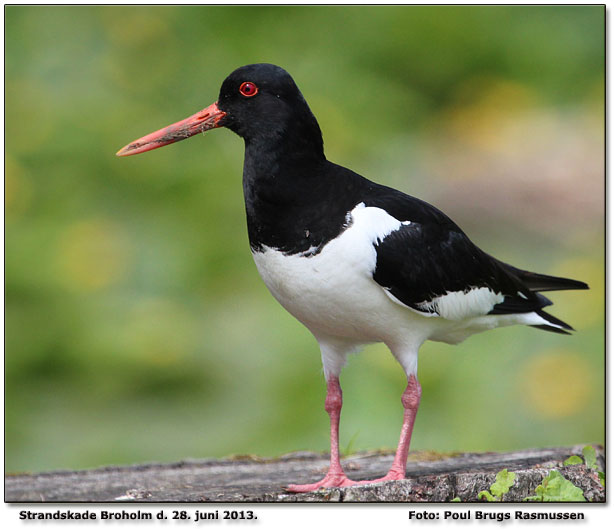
xmin=251 ymin=204 xmax=436 ymax=347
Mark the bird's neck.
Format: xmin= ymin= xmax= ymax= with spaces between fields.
xmin=241 ymin=117 xmax=326 ymax=209
xmin=240 ymin=121 xmax=337 ymax=254
xmin=243 ymin=138 xmax=324 ymax=185
xmin=243 ymin=110 xmax=325 ymax=173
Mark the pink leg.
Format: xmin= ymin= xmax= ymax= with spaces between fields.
xmin=374 ymin=374 xmax=422 ymax=481
xmin=287 ymin=376 xmax=358 ymax=492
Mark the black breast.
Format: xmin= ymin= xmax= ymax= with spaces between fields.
xmin=243 ymin=159 xmax=370 ymax=256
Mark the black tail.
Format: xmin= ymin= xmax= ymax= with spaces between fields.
xmin=530 ymin=324 xmax=572 ymax=335
xmin=495 ymin=260 xmax=588 ymax=335
xmin=517 ymin=271 xmax=589 ymax=292
xmin=530 ymin=309 xmax=575 ymax=335
xmin=499 ymin=262 xmax=589 ymax=292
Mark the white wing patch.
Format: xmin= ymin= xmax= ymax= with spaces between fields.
xmin=349 ymin=202 xmax=408 ymax=244
xmin=415 ymin=287 xmax=505 ymax=320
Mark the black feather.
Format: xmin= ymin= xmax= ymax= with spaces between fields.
xmin=530 ymin=324 xmax=572 ymax=335
xmin=497 ymin=262 xmax=589 ymax=292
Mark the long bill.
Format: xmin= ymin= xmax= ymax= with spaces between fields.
xmin=116 ymin=102 xmax=226 ymax=157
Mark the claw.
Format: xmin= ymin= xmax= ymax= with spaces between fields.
xmin=286 ymin=473 xmax=359 ymax=493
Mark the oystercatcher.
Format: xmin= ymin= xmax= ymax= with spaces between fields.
xmin=117 ymin=63 xmax=588 ymax=492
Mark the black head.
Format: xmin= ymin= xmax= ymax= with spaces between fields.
xmin=217 ymin=64 xmax=324 ymax=156
xmin=116 ymin=63 xmax=323 ymax=159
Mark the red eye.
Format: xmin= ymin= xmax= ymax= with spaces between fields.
xmin=239 ymin=82 xmax=258 ymax=97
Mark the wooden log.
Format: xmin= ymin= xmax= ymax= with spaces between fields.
xmin=5 ymin=444 xmax=604 ymax=502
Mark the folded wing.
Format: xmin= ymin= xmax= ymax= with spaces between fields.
xmin=365 ymin=191 xmax=587 ymax=332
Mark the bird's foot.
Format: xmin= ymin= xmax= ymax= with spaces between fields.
xmin=359 ymin=469 xmax=406 ymax=484
xmin=286 ymin=469 xmax=407 ymax=493
xmin=286 ymin=473 xmax=359 ymax=493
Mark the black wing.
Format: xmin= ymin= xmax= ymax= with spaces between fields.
xmin=364 ymin=189 xmax=586 ymax=330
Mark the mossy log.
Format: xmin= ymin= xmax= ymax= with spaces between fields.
xmin=5 ymin=444 xmax=604 ymax=503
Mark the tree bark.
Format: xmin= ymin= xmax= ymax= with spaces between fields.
xmin=5 ymin=444 xmax=604 ymax=502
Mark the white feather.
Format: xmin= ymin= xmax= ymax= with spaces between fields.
xmin=416 ymin=287 xmax=505 ymax=320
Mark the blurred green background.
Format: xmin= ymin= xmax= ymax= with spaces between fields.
xmin=5 ymin=5 xmax=604 ymax=473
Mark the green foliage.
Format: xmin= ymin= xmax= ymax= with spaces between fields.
xmin=582 ymin=445 xmax=597 ymax=470
xmin=478 ymin=469 xmax=516 ymax=501
xmin=478 ymin=491 xmax=497 ymax=502
xmin=564 ymin=455 xmax=583 ymax=466
xmin=524 ymin=471 xmax=586 ymax=502
xmin=534 ymin=447 xmax=603 ymax=500
xmin=581 ymin=445 xmax=604 ymax=487
xmin=450 ymin=496 xmax=461 ymax=502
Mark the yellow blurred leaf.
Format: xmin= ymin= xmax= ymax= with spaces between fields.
xmin=519 ymin=349 xmax=594 ymax=418
xmin=56 ymin=218 xmax=131 ymax=291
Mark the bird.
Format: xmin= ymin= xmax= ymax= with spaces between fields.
xmin=117 ymin=63 xmax=588 ymax=492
